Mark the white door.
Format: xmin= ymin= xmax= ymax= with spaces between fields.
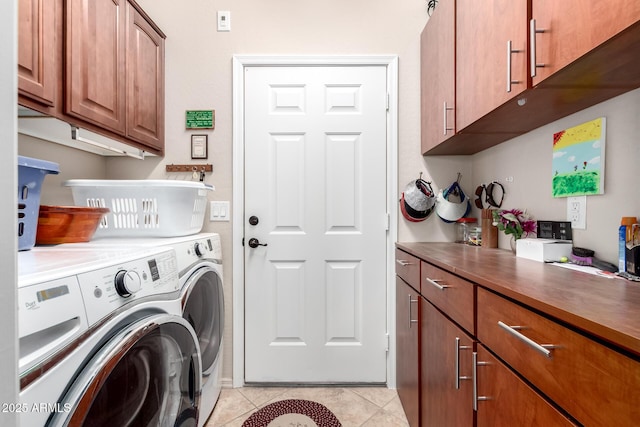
xmin=244 ymin=65 xmax=388 ymax=383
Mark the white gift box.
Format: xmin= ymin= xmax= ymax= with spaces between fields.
xmin=516 ymin=238 xmax=573 ymax=262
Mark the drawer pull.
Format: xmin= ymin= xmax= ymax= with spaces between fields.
xmin=530 ymin=19 xmax=547 ymax=78
xmin=507 ymin=40 xmax=523 ymax=92
xmin=409 ymin=295 xmax=419 ymax=328
xmin=497 ymin=321 xmax=555 ymax=358
xmin=396 ymin=259 xmax=413 ymax=267
xmin=425 ymin=277 xmax=449 ymax=291
xmin=455 ymin=337 xmax=472 ymax=389
xmin=472 ymin=352 xmax=490 ymax=411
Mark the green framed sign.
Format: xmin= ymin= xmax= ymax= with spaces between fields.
xmin=186 ymin=110 xmax=215 ymax=129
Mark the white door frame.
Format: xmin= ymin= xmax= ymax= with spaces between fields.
xmin=232 ymin=55 xmax=398 ymax=388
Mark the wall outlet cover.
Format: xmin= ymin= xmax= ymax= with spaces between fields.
xmin=567 ymin=196 xmax=586 ymax=230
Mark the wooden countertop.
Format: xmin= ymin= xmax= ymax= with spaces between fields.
xmin=396 ymin=242 xmax=640 ymax=358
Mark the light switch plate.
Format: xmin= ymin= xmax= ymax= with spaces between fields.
xmin=210 ymin=201 xmax=230 ymax=221
xmin=217 ymin=11 xmax=231 ymax=32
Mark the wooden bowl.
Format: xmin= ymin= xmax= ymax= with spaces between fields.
xmin=36 ymin=205 xmax=110 ymax=244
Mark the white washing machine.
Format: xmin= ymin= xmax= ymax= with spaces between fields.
xmin=18 ymin=246 xmax=202 ymax=426
xmin=55 ymin=233 xmax=225 ymax=426
xmin=172 ymin=233 xmax=224 ymax=427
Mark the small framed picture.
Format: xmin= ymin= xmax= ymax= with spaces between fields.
xmin=191 ymin=134 xmax=208 ymax=159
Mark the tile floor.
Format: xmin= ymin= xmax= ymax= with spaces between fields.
xmin=204 ymin=386 xmax=410 ymax=427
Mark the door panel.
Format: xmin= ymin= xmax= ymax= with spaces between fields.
xmin=244 ymin=65 xmax=388 ymax=383
xmin=66 ymin=0 xmax=126 ymax=133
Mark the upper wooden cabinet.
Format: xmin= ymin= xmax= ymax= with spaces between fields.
xmin=456 ymin=0 xmax=528 ymax=132
xmin=421 ymin=0 xmax=640 ymax=155
xmin=17 ymin=0 xmax=166 ymax=155
xmin=66 ymin=0 xmax=127 ymax=135
xmin=126 ymin=3 xmax=165 ymax=151
xmin=420 ymin=0 xmax=455 ymax=154
xmin=18 ymin=0 xmax=57 ymax=107
xmin=531 ymin=0 xmax=640 ymax=86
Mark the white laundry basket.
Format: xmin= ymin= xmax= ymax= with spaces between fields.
xmin=64 ymin=180 xmax=214 ymax=237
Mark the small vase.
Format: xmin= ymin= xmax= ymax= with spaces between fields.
xmin=509 ymin=236 xmax=517 ymax=254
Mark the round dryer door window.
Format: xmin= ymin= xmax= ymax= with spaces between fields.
xmin=49 ymin=315 xmax=201 ymax=427
xmin=182 ymin=268 xmax=224 ymax=377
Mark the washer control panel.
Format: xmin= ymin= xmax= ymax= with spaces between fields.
xmin=174 ymin=234 xmax=222 ymax=269
xmin=78 ymin=248 xmax=179 ymax=325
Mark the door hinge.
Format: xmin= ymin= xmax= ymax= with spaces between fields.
xmin=386 ymin=93 xmax=390 ymax=111
xmin=385 ymin=332 xmax=390 ymax=352
xmin=385 ymin=213 xmax=390 ymax=231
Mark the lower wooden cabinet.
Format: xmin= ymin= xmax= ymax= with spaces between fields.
xmin=475 ymin=345 xmax=577 ymax=427
xmin=396 ymin=277 xmax=420 ymax=427
xmin=421 ymin=299 xmax=474 ymax=427
xmin=477 ymin=287 xmax=640 ymax=426
xmin=397 ymin=244 xmax=640 ymax=426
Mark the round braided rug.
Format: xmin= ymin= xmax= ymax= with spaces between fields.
xmin=241 ymin=399 xmax=342 ymax=427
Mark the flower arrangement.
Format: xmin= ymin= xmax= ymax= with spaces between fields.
xmin=492 ymin=208 xmax=536 ymax=240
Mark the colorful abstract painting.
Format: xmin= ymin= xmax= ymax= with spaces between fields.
xmin=552 ymin=117 xmax=606 ymax=197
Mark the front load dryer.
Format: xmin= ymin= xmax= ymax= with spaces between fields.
xmin=18 ymin=247 xmax=201 ymax=426
xmin=55 ymin=233 xmax=225 ymax=426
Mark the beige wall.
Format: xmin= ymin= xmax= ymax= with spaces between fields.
xmin=471 ymin=88 xmax=640 ymax=263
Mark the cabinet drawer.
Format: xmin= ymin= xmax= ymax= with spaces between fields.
xmin=478 ymin=287 xmax=640 ymax=426
xmin=396 ymin=249 xmax=420 ymax=291
xmin=476 ymin=345 xmax=577 ymax=427
xmin=421 ymin=261 xmax=474 ymax=334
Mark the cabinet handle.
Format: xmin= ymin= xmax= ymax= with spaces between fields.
xmin=455 ymin=337 xmax=472 ymax=389
xmin=530 ymin=19 xmax=547 ymax=78
xmin=497 ymin=321 xmax=556 ymax=358
xmin=506 ymin=40 xmax=523 ymax=93
xmin=472 ymin=352 xmax=490 ymax=411
xmin=409 ymin=295 xmax=419 ymax=328
xmin=443 ymin=101 xmax=454 ymax=135
xmin=396 ymin=259 xmax=413 ymax=267
xmin=425 ymin=277 xmax=449 ymax=291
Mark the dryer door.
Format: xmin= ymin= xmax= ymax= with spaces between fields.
xmin=182 ymin=265 xmax=224 ymax=377
xmin=49 ymin=315 xmax=201 ymax=427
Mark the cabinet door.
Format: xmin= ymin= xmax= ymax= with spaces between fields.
xmin=126 ymin=3 xmax=165 ymax=151
xmin=456 ymin=0 xmax=528 ymax=131
xmin=531 ymin=0 xmax=640 ymax=86
xmin=475 ymin=345 xmax=577 ymax=427
xmin=420 ymin=0 xmax=455 ymax=154
xmin=478 ymin=287 xmax=640 ymax=426
xmin=421 ymin=299 xmax=474 ymax=427
xmin=396 ymin=278 xmax=420 ymax=427
xmin=66 ymin=0 xmax=126 ymax=134
xmin=18 ymin=0 xmax=56 ymax=106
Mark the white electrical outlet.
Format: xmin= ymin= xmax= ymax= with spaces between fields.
xmin=217 ymin=11 xmax=231 ymax=32
xmin=567 ymin=196 xmax=586 ymax=230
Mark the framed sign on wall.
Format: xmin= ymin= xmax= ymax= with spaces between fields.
xmin=191 ymin=134 xmax=208 ymax=159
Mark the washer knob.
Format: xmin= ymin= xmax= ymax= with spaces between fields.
xmin=114 ymin=270 xmax=142 ymax=297
xmin=194 ymin=242 xmax=206 ymax=257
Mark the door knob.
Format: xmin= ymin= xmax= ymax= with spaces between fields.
xmin=249 ymin=216 xmax=259 ymax=226
xmin=248 ymin=238 xmax=268 ymax=248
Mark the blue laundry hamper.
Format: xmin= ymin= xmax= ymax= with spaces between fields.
xmin=18 ymin=156 xmax=59 ymax=251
